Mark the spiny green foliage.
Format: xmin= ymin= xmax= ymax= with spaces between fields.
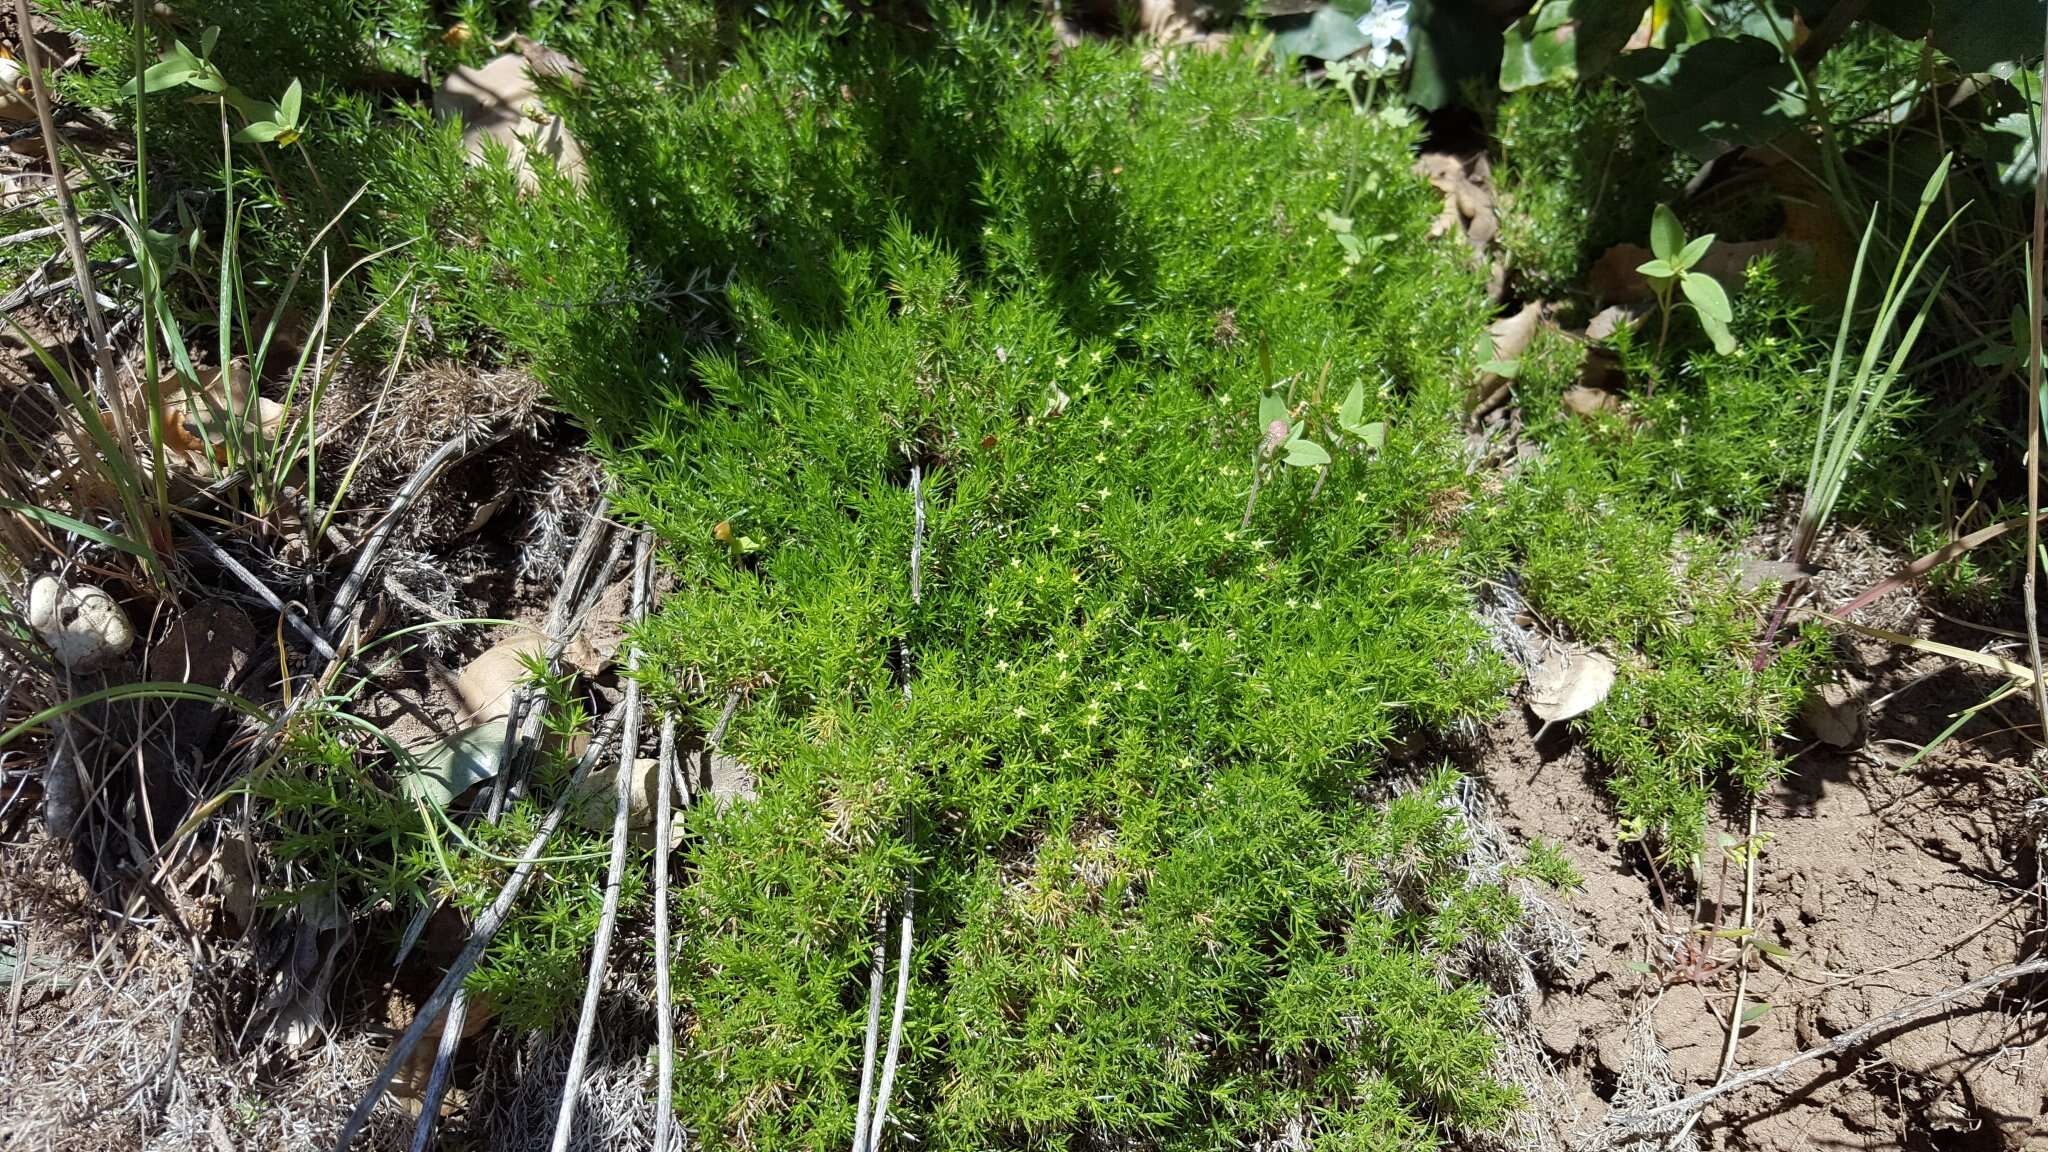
xmin=1491 ymin=260 xmax=1827 ymax=860
xmin=572 ymin=12 xmax=1528 ymax=1147
xmin=1492 ymin=83 xmax=1685 ymax=302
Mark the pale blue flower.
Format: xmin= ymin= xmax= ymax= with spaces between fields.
xmin=1355 ymin=0 xmax=1411 ymax=71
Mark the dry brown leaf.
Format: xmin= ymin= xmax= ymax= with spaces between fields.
xmin=454 ymin=628 xmax=546 ymax=725
xmin=160 ymin=361 xmax=287 ymax=470
xmin=1526 ymin=646 xmax=1616 ymax=729
xmin=1585 ymin=303 xmax=1648 ymax=342
xmin=1798 ymin=680 xmax=1866 ymax=748
xmin=1470 ymin=302 xmax=1542 ymax=412
xmin=1560 ymin=383 xmax=1620 ymax=419
xmin=434 ymin=54 xmax=586 ymax=195
xmin=1414 ymin=150 xmax=1498 ymax=256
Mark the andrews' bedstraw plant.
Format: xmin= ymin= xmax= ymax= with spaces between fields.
xmin=1638 ymin=203 xmax=1737 ymax=363
xmin=569 ymin=9 xmax=1522 ymax=1147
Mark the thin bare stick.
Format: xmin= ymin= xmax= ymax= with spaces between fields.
xmin=0 ymin=221 xmax=65 ymax=248
xmin=173 ymin=514 xmax=337 ymax=660
xmin=548 ymin=533 xmax=653 ymax=1152
xmin=407 ymin=988 xmax=470 ymax=1152
xmin=865 ymin=884 xmax=915 ymax=1152
xmin=850 ymin=939 xmax=888 ymax=1152
xmin=323 ymin=427 xmax=507 ymax=638
xmin=2026 ymin=3 xmax=2048 ymax=736
xmin=653 ymin=711 xmax=679 ymax=1152
xmin=11 ymin=0 xmax=131 ymax=443
xmin=1625 ymin=955 xmax=2048 ymax=1125
xmin=1672 ymin=801 xmax=1760 ymax=1147
xmin=486 ymin=498 xmax=611 ymax=822
xmin=331 ymin=706 xmax=627 ymax=1151
xmin=863 ymin=458 xmax=926 ymax=1152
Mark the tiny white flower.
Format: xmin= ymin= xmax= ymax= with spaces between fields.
xmin=1355 ymin=0 xmax=1410 ymax=72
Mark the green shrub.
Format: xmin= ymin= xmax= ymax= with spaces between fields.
xmin=584 ymin=12 xmax=1527 ymax=1147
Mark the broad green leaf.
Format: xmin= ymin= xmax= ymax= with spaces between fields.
xmin=1866 ymin=0 xmax=2048 ymax=71
xmin=1479 ymin=358 xmax=1522 ymax=378
xmin=1697 ymin=306 xmax=1738 ymax=356
xmin=278 ymin=79 xmax=303 ymax=127
xmin=1753 ymin=938 xmax=1793 ymax=960
xmin=1650 ymin=203 xmax=1684 ymax=261
xmin=1355 ymin=420 xmax=1387 ymax=451
xmin=1338 ymin=382 xmax=1365 ymax=432
xmin=1319 ymin=207 xmax=1355 ymax=235
xmin=1739 ymin=1001 xmax=1773 ymax=1024
xmin=1269 ymin=7 xmax=1371 ymax=62
xmin=1259 ymin=391 xmax=1289 ymax=432
xmin=1635 ymin=257 xmax=1677 ymax=280
xmin=1676 ymin=232 xmax=1715 ymax=269
xmin=122 ymin=58 xmax=196 ymax=97
xmin=1283 ymin=438 xmax=1331 ymax=467
xmin=399 ymin=722 xmax=512 ymax=809
xmin=1403 ymin=0 xmax=1506 ymax=110
xmin=1680 ymin=270 xmax=1733 ymax=323
xmin=200 ymin=25 xmax=221 ymax=57
xmin=1612 ymin=35 xmax=1803 ymax=160
xmin=1499 ymin=0 xmax=1648 ymax=90
xmin=233 ymin=120 xmax=287 ymax=144
xmin=1983 ymin=110 xmax=2040 ymax=192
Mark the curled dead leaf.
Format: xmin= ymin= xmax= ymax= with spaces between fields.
xmin=1798 ymin=680 xmax=1866 ymax=748
xmin=454 ymin=628 xmax=546 ymax=725
xmin=1470 ymin=302 xmax=1542 ymax=412
xmin=1526 ymin=646 xmax=1616 ymax=732
xmin=160 ymin=361 xmax=287 ymax=470
xmin=434 ymin=54 xmax=586 ymax=195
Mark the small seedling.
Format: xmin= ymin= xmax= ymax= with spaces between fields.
xmin=1239 ymin=365 xmax=1387 ymax=528
xmin=122 ymin=27 xmax=307 ymax=146
xmin=1636 ymin=203 xmax=1735 ymax=361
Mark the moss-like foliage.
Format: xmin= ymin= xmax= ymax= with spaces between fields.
xmin=573 ymin=11 xmax=1522 ymax=1148
xmin=1493 ymin=260 xmax=1827 ymax=861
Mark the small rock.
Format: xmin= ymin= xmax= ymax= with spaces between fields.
xmin=27 ymin=575 xmax=134 ymax=672
xmin=1799 ymin=681 xmax=1866 ymax=748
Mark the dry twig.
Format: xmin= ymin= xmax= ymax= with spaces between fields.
xmin=547 ymin=532 xmax=653 ymax=1152
xmin=330 ymin=706 xmax=628 ymax=1151
xmin=652 ymin=711 xmax=679 ymax=1152
xmin=1624 ymin=955 xmax=2048 ymax=1126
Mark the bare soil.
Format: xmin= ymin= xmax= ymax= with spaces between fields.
xmin=1472 ymin=620 xmax=2048 ymax=1151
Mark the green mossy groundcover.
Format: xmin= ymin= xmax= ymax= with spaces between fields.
xmin=574 ymin=10 xmax=1525 ymax=1149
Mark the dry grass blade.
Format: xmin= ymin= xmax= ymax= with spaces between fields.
xmin=547 ymin=531 xmax=653 ymax=1152
xmin=10 ymin=0 xmax=131 ymax=443
xmin=2025 ymin=6 xmax=2048 ymax=735
xmin=652 ymin=711 xmax=679 ymax=1152
xmin=330 ymin=706 xmax=628 ymax=1152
